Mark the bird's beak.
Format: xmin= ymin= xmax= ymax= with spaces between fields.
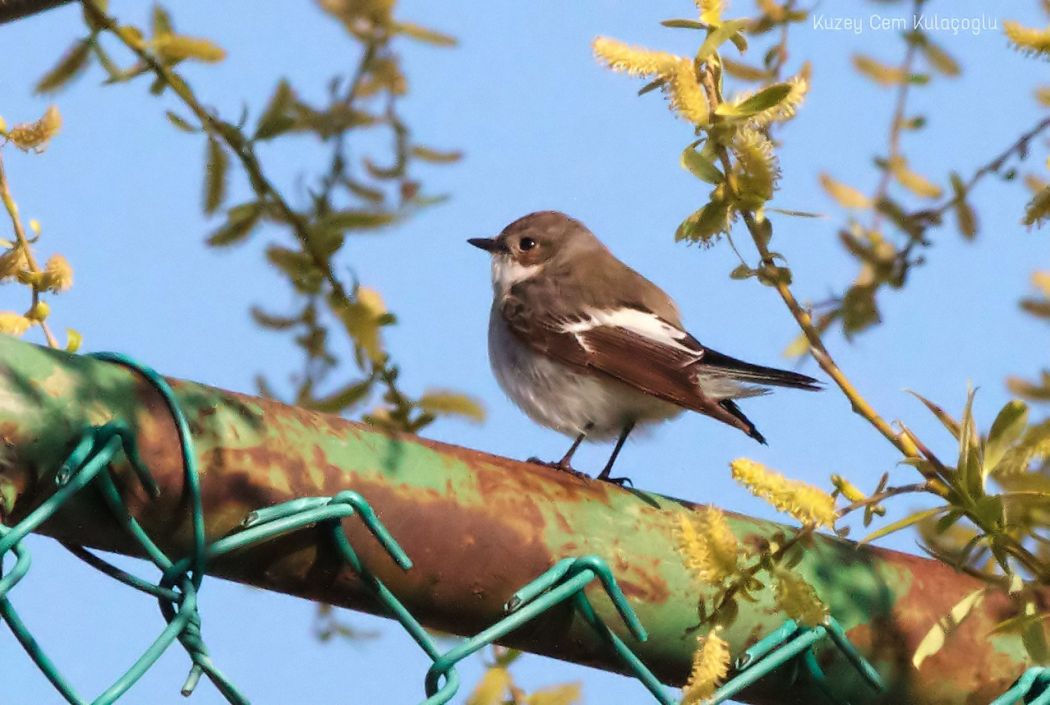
xmin=467 ymin=237 xmax=504 ymax=253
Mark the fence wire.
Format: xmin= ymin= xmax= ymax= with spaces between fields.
xmin=0 ymin=352 xmax=890 ymax=705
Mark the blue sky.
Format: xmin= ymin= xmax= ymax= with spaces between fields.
xmin=1 ymin=1 xmax=1048 ymax=703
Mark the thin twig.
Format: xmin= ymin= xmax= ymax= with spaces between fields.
xmin=0 ymin=151 xmax=59 ymax=348
xmin=81 ymin=0 xmax=414 ymax=407
xmin=920 ymin=114 xmax=1050 ymax=221
xmin=836 ymin=482 xmax=929 ymax=519
xmin=869 ymin=0 xmax=924 ymax=232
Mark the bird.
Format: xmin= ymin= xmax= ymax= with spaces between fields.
xmin=468 ymin=211 xmax=820 ymax=484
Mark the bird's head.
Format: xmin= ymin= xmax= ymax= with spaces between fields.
xmin=468 ymin=211 xmax=601 ymax=294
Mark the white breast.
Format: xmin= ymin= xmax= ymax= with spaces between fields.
xmin=487 ymin=304 xmax=681 ymax=439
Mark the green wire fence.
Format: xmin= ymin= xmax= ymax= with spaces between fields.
xmin=0 ymin=350 xmax=941 ymax=705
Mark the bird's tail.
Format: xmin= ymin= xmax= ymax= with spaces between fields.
xmin=700 ymin=348 xmax=821 ymax=391
xmin=719 ymin=399 xmax=767 ymax=445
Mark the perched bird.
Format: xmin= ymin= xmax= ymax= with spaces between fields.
xmin=469 ymin=211 xmax=819 ymax=484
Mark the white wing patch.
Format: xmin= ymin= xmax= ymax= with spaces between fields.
xmin=560 ymin=307 xmax=702 ymax=357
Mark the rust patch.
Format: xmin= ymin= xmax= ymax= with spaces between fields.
xmin=619 ymin=573 xmax=670 ymax=604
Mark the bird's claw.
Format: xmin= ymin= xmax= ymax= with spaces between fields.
xmin=526 ymin=456 xmax=590 ymax=480
xmin=600 ymin=475 xmax=634 ymax=487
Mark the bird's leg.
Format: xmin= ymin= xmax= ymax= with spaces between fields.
xmin=596 ymin=421 xmax=635 ymax=486
xmin=527 ymin=423 xmax=592 ymax=474
xmin=555 ymin=431 xmax=587 ymax=469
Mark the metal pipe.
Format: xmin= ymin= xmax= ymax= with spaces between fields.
xmin=0 ymin=337 xmax=1036 ymax=704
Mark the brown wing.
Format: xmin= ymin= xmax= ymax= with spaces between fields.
xmin=498 ymin=294 xmax=755 ymax=436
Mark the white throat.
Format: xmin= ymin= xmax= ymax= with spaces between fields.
xmin=491 ymin=256 xmax=543 ymax=297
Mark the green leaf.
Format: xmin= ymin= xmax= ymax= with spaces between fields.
xmin=853 ymin=55 xmax=906 ymax=86
xmin=411 ymin=145 xmax=463 ymax=164
xmin=985 ymin=400 xmax=1028 ymax=475
xmin=250 ymin=306 xmax=300 ymax=330
xmin=267 ymin=246 xmax=313 ymax=276
xmin=859 ymin=506 xmax=947 ymax=545
xmin=820 ymin=173 xmax=872 ymax=209
xmin=203 ymin=138 xmax=228 ymax=215
xmin=675 ymin=199 xmax=729 ymax=245
xmin=875 ymin=197 xmax=924 ymax=239
xmin=307 ymin=380 xmax=373 ymax=413
xmin=730 ymin=264 xmax=755 ymax=280
xmin=207 ymin=202 xmax=263 ymax=246
xmin=767 ymin=207 xmax=824 ymax=218
xmin=65 ymin=327 xmax=82 ymax=353
xmin=318 ymin=210 xmax=398 ymax=232
xmin=151 ymin=4 xmax=174 ymax=35
xmin=933 ymin=508 xmax=963 ymax=534
xmin=150 ymin=34 xmax=227 ymax=63
xmin=989 ymin=610 xmax=1050 ymax=636
xmin=956 ymin=387 xmax=983 ymax=500
xmin=723 ymin=57 xmax=772 ymax=82
xmin=254 ymin=79 xmax=294 ymax=141
xmin=165 ymin=110 xmax=199 ymax=133
xmin=637 ymin=77 xmax=665 ymax=96
xmin=680 ymin=145 xmax=724 ymax=184
xmin=393 ymin=21 xmax=457 ymax=46
xmin=907 ymin=390 xmax=962 ymax=440
xmin=919 ymin=36 xmax=960 ymax=76
xmin=661 ymin=18 xmax=708 ymax=29
xmin=697 ymin=19 xmax=749 ymax=61
xmin=949 ymin=172 xmax=977 ymax=239
xmin=971 ymin=495 xmax=1003 ymax=528
xmin=912 ymin=588 xmax=985 ymax=669
xmin=35 ymin=39 xmax=92 ymax=94
xmin=716 ymin=83 xmax=793 ymax=118
xmin=418 ymin=391 xmax=485 ymax=422
xmin=841 ymin=284 xmax=880 ymax=336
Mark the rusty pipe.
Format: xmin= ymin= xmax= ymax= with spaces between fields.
xmin=0 ymin=337 xmax=1038 ymax=704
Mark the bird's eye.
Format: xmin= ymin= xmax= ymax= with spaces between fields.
xmin=519 ymin=237 xmax=536 ymax=251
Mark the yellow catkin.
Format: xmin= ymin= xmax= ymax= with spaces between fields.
xmin=0 ymin=312 xmax=31 ymax=336
xmin=665 ymin=59 xmax=709 ymax=124
xmin=682 ymin=627 xmax=730 ymax=704
xmin=592 ymin=37 xmax=680 ymax=78
xmin=1004 ymin=21 xmax=1050 ymax=58
xmin=676 ymin=509 xmax=739 ymax=583
xmin=42 ymin=254 xmax=74 ymax=293
xmin=730 ymin=459 xmax=837 ymax=527
xmin=731 ymin=128 xmax=778 ymax=205
xmin=773 ymin=569 xmax=828 ymax=627
xmin=7 ymin=105 xmax=62 ymax=151
xmin=0 ymin=247 xmax=28 ymax=281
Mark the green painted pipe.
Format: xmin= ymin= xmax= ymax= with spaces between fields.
xmin=0 ymin=337 xmax=1036 ymax=704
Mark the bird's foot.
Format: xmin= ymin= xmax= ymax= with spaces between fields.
xmin=598 ymin=475 xmax=634 ymax=487
xmin=526 ymin=456 xmax=590 ymax=479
